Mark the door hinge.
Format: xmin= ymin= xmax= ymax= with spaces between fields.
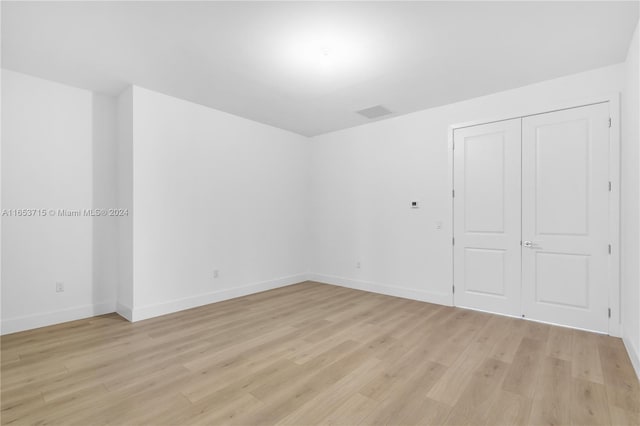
xmin=453 ymin=285 xmax=455 ymax=294
xmin=608 ymin=308 xmax=611 ymax=318
xmin=452 ymin=189 xmax=455 ymax=198
xmin=608 ymin=244 xmax=612 ymax=254
xmin=609 ymin=117 xmax=612 ymax=128
xmin=609 ymin=181 xmax=612 ymax=192
xmin=452 ymin=237 xmax=455 ymax=246
xmin=452 ymin=141 xmax=455 ymax=150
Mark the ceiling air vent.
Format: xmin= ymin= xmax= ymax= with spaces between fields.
xmin=356 ymin=105 xmax=392 ymax=119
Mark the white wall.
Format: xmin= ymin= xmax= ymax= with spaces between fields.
xmin=1 ymin=70 xmax=118 ymax=333
xmin=622 ymin=20 xmax=640 ymax=378
xmin=116 ymin=87 xmax=134 ymax=319
xmin=310 ymin=64 xmax=625 ymax=309
xmin=128 ymin=87 xmax=309 ymax=321
xmin=0 ymin=75 xmax=310 ymax=329
xmin=92 ymin=94 xmax=119 ymax=315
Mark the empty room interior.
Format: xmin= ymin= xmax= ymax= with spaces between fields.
xmin=2 ymin=1 xmax=640 ymax=425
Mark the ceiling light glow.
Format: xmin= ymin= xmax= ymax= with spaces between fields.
xmin=276 ymin=26 xmax=373 ymax=81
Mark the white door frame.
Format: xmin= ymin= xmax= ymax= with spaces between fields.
xmin=448 ymin=93 xmax=621 ymax=337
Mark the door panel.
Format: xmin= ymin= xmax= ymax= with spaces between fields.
xmin=464 ymin=132 xmax=507 ymax=233
xmin=464 ymin=248 xmax=506 ymax=296
xmin=535 ymin=252 xmax=589 ymax=309
xmin=454 ymin=119 xmax=521 ymax=316
xmin=522 ymin=103 xmax=610 ymax=332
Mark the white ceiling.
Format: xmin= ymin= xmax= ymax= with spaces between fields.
xmin=2 ymin=1 xmax=638 ymax=136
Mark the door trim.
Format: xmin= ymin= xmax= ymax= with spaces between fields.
xmin=448 ymin=93 xmax=621 ymax=336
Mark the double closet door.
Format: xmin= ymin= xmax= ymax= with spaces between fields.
xmin=453 ymin=102 xmax=612 ymax=333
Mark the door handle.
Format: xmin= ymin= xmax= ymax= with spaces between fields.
xmin=522 ymin=240 xmax=539 ymax=248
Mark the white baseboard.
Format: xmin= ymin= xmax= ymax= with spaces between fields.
xmin=623 ymin=336 xmax=640 ymax=381
xmin=130 ymin=273 xmax=309 ymax=322
xmin=1 ymin=300 xmax=117 ymax=335
xmin=308 ymin=273 xmax=453 ymax=306
xmin=116 ymin=302 xmax=133 ymax=322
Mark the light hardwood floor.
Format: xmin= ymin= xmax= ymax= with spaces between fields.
xmin=2 ymin=282 xmax=639 ymax=425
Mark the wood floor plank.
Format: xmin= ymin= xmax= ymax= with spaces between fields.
xmin=524 ymin=321 xmax=552 ymax=342
xmin=546 ymin=325 xmax=574 ymax=361
xmin=491 ymin=317 xmax=526 ymax=363
xmin=1 ymin=281 xmax=638 ymax=426
xmin=443 ymin=357 xmax=511 ymax=424
xmin=427 ymin=315 xmax=508 ymax=405
xmin=424 ymin=309 xmax=490 ymax=367
xmin=483 ymin=390 xmax=532 ymax=426
xmin=275 ymin=357 xmax=383 ymax=425
xmin=321 ymin=393 xmax=379 ymax=426
xmin=238 ymin=346 xmax=374 ymax=425
xmin=0 ymin=392 xmax=46 ymax=425
xmin=358 ymin=341 xmax=445 ymax=402
xmin=358 ymin=358 xmax=445 ymax=425
xmin=573 ymin=329 xmax=606 ymax=384
xmin=250 ymin=339 xmax=359 ymax=402
xmin=502 ymin=337 xmax=546 ymax=398
xmin=528 ymin=356 xmax=572 ymax=425
xmin=608 ymin=405 xmax=640 ymax=426
xmin=571 ymin=378 xmax=612 ymax=425
xmin=598 ymin=342 xmax=640 ymax=414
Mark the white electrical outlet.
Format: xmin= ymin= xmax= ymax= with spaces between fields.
xmin=356 ymin=262 xmax=361 ymax=269
xmin=55 ymin=282 xmax=64 ymax=293
xmin=213 ymin=269 xmax=219 ymax=279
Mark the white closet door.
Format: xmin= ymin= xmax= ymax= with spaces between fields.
xmin=453 ymin=119 xmax=522 ymax=316
xmin=521 ymin=103 xmax=610 ymax=333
